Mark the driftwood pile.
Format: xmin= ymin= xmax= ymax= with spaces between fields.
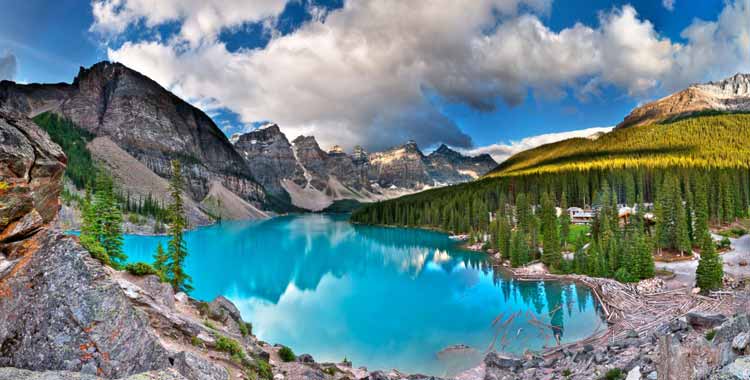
xmin=505 ymin=270 xmax=733 ymax=356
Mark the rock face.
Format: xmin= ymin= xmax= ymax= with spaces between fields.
xmin=368 ymin=140 xmax=431 ymax=188
xmin=0 ymin=232 xmax=172 ymax=377
xmin=0 ymin=110 xmax=172 ymax=378
xmin=0 ymin=62 xmax=266 ymax=209
xmin=617 ymin=73 xmax=750 ymax=129
xmin=233 ymin=130 xmax=497 ymax=211
xmin=426 ymin=144 xmax=497 ymax=183
xmin=1 ymin=61 xmax=496 ymax=215
xmin=0 ymin=109 xmax=66 ymax=237
xmin=231 ymin=124 xmax=306 ymax=199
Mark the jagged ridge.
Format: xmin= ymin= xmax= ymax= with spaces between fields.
xmin=617 ymin=73 xmax=750 ymax=129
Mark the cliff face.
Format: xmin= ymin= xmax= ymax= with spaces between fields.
xmin=233 ymin=128 xmax=498 ymax=210
xmin=0 ymin=110 xmax=66 ymax=242
xmin=367 ymin=140 xmax=431 ymax=188
xmin=231 ymin=124 xmax=306 ymax=198
xmin=0 ymin=62 xmax=266 ymax=209
xmin=0 ymin=110 xmax=171 ymax=377
xmin=426 ymin=144 xmax=497 ymax=184
xmin=617 ymin=73 xmax=750 ymax=129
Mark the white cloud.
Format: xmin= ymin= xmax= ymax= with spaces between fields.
xmin=460 ymin=126 xmax=614 ymax=163
xmin=663 ymin=0 xmax=750 ymax=92
xmin=663 ymin=0 xmax=675 ymax=11
xmin=0 ymin=52 xmax=16 ymax=80
xmin=91 ymin=0 xmax=288 ymax=45
xmin=98 ymin=0 xmax=750 ymax=151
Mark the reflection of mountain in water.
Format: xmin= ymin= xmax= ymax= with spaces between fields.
xmin=194 ymin=215 xmax=492 ymax=303
xmin=122 ymin=214 xmax=605 ymax=375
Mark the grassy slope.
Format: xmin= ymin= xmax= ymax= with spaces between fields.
xmin=486 ymin=113 xmax=750 ymax=178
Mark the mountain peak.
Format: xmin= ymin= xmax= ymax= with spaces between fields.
xmin=617 ymin=72 xmax=750 ymax=129
xmin=431 ymin=144 xmax=460 ymax=157
xmin=697 ymin=73 xmax=750 ymax=97
xmin=404 ymin=139 xmax=419 ymax=150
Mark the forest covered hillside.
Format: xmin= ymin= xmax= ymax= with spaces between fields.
xmin=351 ymin=112 xmax=750 ymax=241
xmin=486 ymin=112 xmax=750 ymax=178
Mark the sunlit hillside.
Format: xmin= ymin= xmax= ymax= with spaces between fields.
xmin=486 ymin=112 xmax=750 ymax=178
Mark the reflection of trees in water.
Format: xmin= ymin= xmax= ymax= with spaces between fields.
xmin=543 ymin=282 xmax=565 ymax=341
xmin=576 ymin=284 xmax=592 ymax=313
xmin=564 ymin=285 xmax=575 ymax=317
xmin=189 ymin=214 xmax=604 ymax=350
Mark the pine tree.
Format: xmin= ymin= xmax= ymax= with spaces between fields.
xmin=638 ymin=234 xmax=656 ymax=279
xmin=559 ymin=192 xmax=571 ymax=249
xmin=166 ymin=160 xmax=192 ymax=293
xmin=695 ymin=233 xmax=723 ymax=291
xmin=152 ymin=242 xmax=169 ymax=282
xmin=674 ymin=189 xmax=692 ymax=255
xmin=80 ymin=184 xmax=109 ymax=265
xmin=94 ymin=174 xmax=125 ymax=268
xmin=498 ymin=215 xmax=511 ymax=260
xmin=541 ymin=193 xmax=562 ymax=269
xmin=693 ymin=174 xmax=710 ymax=244
xmin=510 ymin=230 xmax=529 ymax=268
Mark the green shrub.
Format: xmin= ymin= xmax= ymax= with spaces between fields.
xmin=614 ymin=268 xmax=638 ymax=283
xmin=278 ymin=346 xmax=295 ymax=362
xmin=563 ymin=368 xmax=572 ymax=377
xmin=603 ymin=368 xmax=624 ymax=380
xmin=718 ymin=237 xmax=731 ymax=249
xmin=215 ymin=335 xmax=244 ymax=357
xmin=197 ymin=301 xmax=210 ymax=316
xmin=203 ymin=320 xmax=216 ymax=330
xmin=81 ymin=234 xmax=110 ymax=267
xmin=245 ymin=369 xmax=258 ymax=380
xmin=239 ymin=321 xmax=251 ymax=337
xmin=254 ymin=359 xmax=273 ymax=380
xmin=705 ymin=329 xmax=716 ymax=341
xmin=191 ymin=336 xmax=202 ymax=347
xmin=124 ymin=262 xmax=159 ymax=276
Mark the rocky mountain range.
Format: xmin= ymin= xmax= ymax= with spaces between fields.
xmin=617 ymin=73 xmax=750 ymax=129
xmin=0 ymin=62 xmax=267 ymax=223
xmin=0 ymin=61 xmax=496 ymax=216
xmin=232 ymin=125 xmax=497 ymax=211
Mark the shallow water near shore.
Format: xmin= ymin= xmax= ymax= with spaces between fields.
xmin=122 ymin=214 xmax=605 ymax=376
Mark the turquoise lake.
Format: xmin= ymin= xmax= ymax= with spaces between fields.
xmin=121 ymin=214 xmax=605 ymax=376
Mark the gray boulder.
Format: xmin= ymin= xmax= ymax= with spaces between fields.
xmin=0 ymin=367 xmax=188 ymax=380
xmin=733 ymin=333 xmax=750 ymax=353
xmin=715 ymin=315 xmax=750 ymax=345
xmin=725 ymin=357 xmax=750 ymax=379
xmin=484 ymin=352 xmax=522 ymax=370
xmin=687 ymin=312 xmax=728 ymax=329
xmin=208 ymin=296 xmax=242 ymax=324
xmin=0 ymin=232 xmax=172 ymax=378
xmin=171 ymin=352 xmax=228 ymax=380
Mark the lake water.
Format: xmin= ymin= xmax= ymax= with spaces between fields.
xmin=121 ymin=214 xmax=605 ymax=376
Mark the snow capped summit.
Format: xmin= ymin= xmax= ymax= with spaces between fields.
xmin=618 ymin=73 xmax=750 ymax=129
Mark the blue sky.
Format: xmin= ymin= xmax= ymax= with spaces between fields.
xmin=0 ymin=0 xmax=745 ymax=161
